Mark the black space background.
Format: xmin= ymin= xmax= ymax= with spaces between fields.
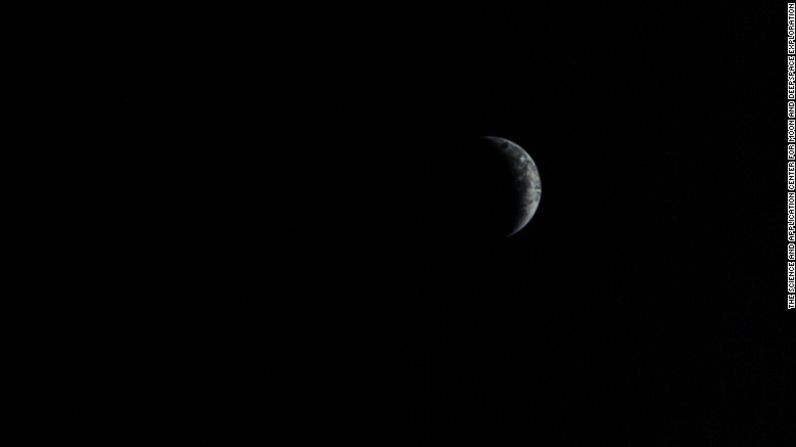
xmin=14 ymin=2 xmax=795 ymax=445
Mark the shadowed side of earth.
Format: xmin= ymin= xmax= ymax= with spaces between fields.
xmin=410 ymin=136 xmax=528 ymax=248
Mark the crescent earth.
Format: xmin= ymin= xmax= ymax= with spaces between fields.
xmin=483 ymin=136 xmax=542 ymax=236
